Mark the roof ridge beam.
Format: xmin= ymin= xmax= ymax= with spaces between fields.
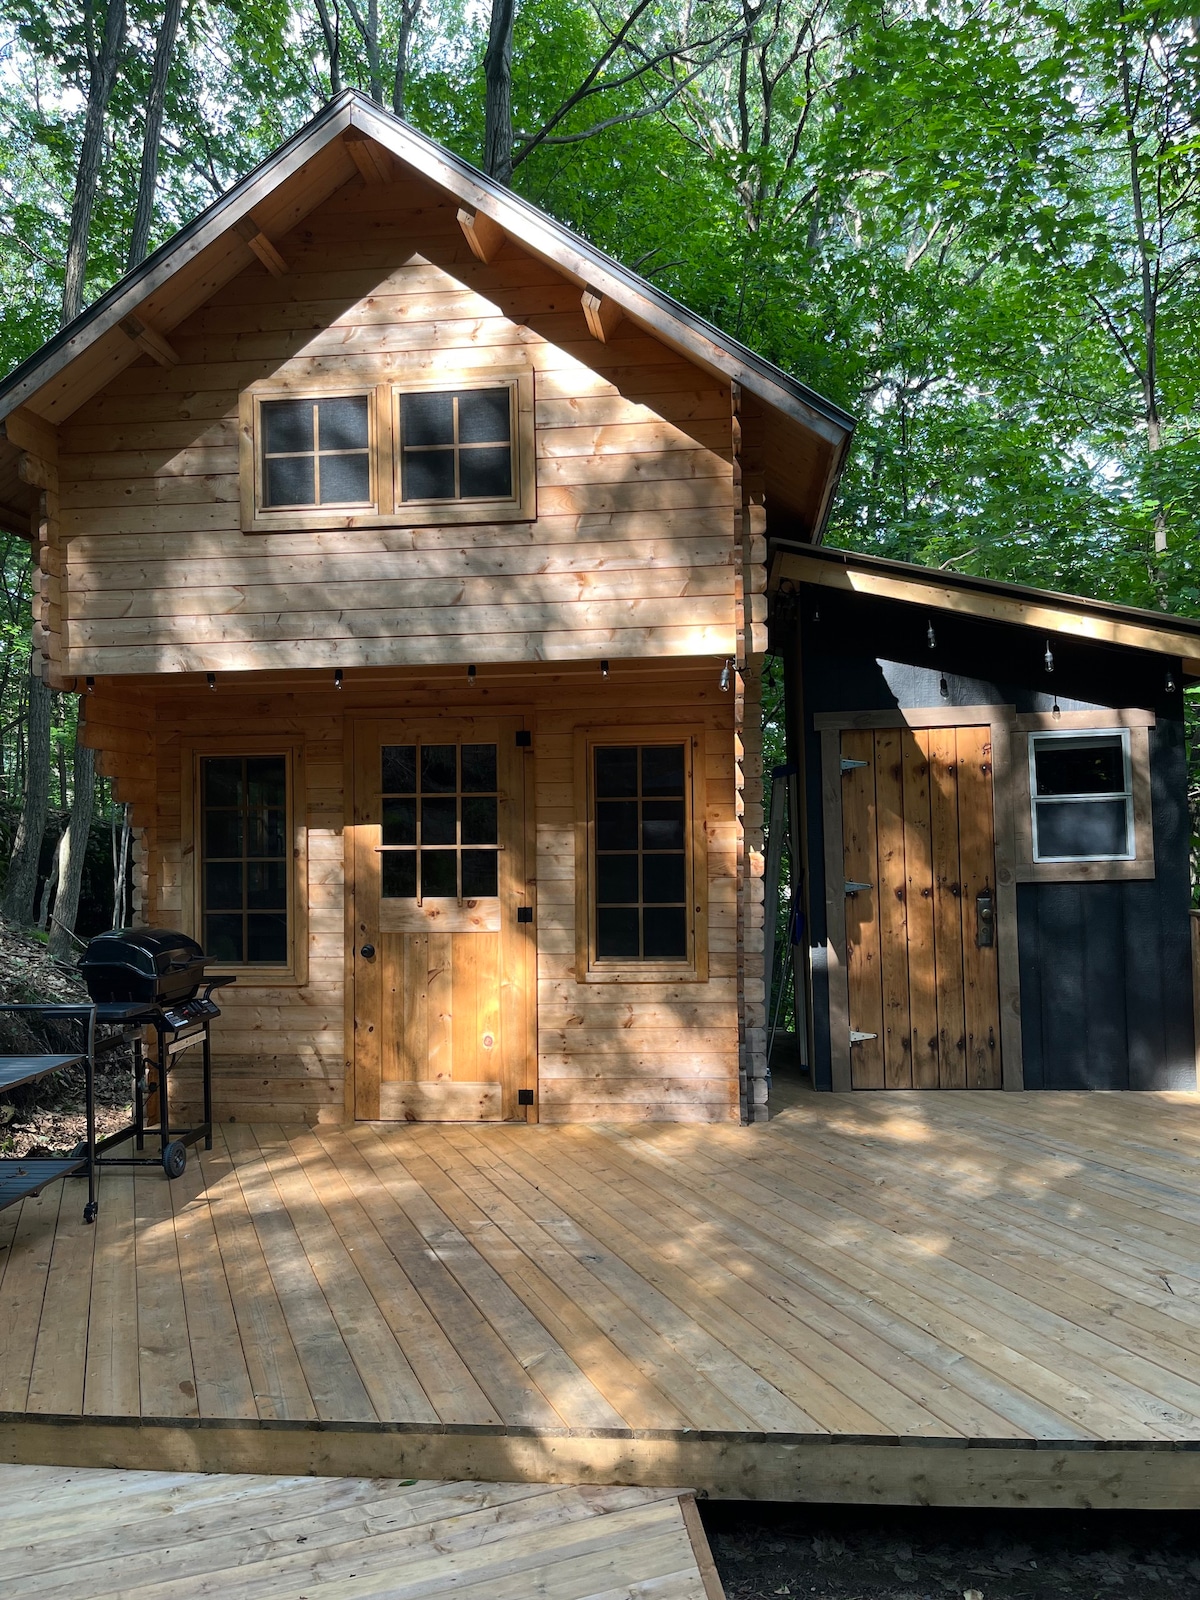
xmin=344 ymin=126 xmax=392 ymax=185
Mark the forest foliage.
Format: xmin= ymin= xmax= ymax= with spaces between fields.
xmin=0 ymin=1 xmax=1196 ymax=923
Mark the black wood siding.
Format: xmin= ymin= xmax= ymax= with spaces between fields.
xmin=785 ymin=583 xmax=1195 ymax=1091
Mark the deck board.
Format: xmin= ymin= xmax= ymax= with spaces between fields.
xmin=4 ymin=1092 xmax=1200 ymax=1505
xmin=0 ymin=1467 xmax=716 ymax=1599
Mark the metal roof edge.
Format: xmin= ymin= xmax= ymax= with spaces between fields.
xmin=771 ymin=539 xmax=1200 ymax=645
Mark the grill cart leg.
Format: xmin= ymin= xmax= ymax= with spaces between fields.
xmin=134 ymin=1033 xmax=145 ymax=1150
xmin=202 ymin=1025 xmax=213 ymax=1151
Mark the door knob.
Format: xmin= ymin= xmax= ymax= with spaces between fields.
xmin=360 ymin=943 xmax=375 ymax=959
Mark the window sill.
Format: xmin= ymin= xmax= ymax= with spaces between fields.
xmin=578 ymin=961 xmax=706 ymax=985
xmin=1014 ymin=859 xmax=1155 ymax=883
xmin=204 ymin=965 xmax=305 ymax=987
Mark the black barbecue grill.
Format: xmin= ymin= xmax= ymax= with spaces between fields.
xmin=78 ymin=927 xmax=233 ymax=1179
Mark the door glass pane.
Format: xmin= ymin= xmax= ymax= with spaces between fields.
xmin=202 ymin=757 xmax=243 ymax=807
xmin=382 ymin=850 xmax=417 ymax=898
xmin=642 ymin=800 xmax=685 ymax=851
xmin=595 ymin=747 xmax=638 ymax=796
xmin=421 ymin=850 xmax=457 ymax=897
xmin=462 ymin=796 xmax=497 ymax=845
xmin=597 ymin=854 xmax=638 ymax=903
xmin=643 ymin=906 xmax=687 ymax=959
xmin=597 ymin=907 xmax=640 ymax=958
xmin=596 ymin=801 xmax=638 ymax=850
xmin=422 ymin=796 xmax=457 ymax=844
xmin=642 ymin=745 xmax=685 ymax=796
xmin=642 ymin=854 xmax=686 ymax=904
xmin=462 ymin=850 xmax=498 ymax=898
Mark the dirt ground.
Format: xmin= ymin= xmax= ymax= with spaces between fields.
xmin=698 ymin=1503 xmax=1200 ymax=1600
xmin=0 ymin=915 xmax=133 ymax=1157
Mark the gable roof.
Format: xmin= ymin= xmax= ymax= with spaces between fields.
xmin=771 ymin=541 xmax=1200 ymax=673
xmin=0 ymin=89 xmax=854 ymax=537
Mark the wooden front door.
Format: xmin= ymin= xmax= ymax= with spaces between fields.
xmin=351 ymin=716 xmax=533 ymax=1120
xmin=839 ymin=724 xmax=1002 ymax=1089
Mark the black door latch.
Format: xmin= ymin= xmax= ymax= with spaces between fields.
xmin=976 ymin=889 xmax=995 ymax=948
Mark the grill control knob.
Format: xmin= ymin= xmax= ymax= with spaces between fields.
xmin=360 ymin=943 xmax=375 ymax=959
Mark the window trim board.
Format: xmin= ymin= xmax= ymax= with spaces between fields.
xmin=573 ymin=723 xmax=709 ymax=985
xmin=181 ymin=734 xmax=309 ymax=985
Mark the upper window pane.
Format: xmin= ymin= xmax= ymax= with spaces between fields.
xmin=1034 ymin=737 xmax=1124 ymax=796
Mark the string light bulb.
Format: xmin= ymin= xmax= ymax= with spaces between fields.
xmin=939 ymin=675 xmax=949 ymax=700
xmin=926 ymin=620 xmax=937 ymax=650
xmin=600 ymin=659 xmax=609 ymax=678
xmin=719 ymin=660 xmax=732 ymax=693
xmin=85 ymin=676 xmax=94 ymax=693
xmin=467 ymin=663 xmax=476 ymax=686
xmin=334 ymin=668 xmax=343 ymax=690
xmin=206 ymin=672 xmax=216 ymax=691
xmin=1043 ymin=640 xmax=1054 ymax=673
xmin=1166 ymin=668 xmax=1177 ymax=694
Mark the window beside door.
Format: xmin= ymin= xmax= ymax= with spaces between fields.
xmin=576 ymin=729 xmax=707 ymax=982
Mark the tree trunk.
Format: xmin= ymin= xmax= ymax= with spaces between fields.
xmin=63 ymin=0 xmax=127 ymax=322
xmin=314 ymin=0 xmax=342 ymax=95
xmin=2 ymin=661 xmax=52 ymax=925
xmin=393 ymin=0 xmax=421 ymax=117
xmin=47 ymin=740 xmax=95 ymax=960
xmin=126 ymin=0 xmax=183 ymax=271
xmin=483 ymin=0 xmax=516 ymax=184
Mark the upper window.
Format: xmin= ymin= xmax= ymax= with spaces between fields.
xmin=240 ymin=372 xmax=533 ymax=532
xmin=1029 ymin=731 xmax=1133 ymax=862
xmin=200 ymin=754 xmax=290 ymax=964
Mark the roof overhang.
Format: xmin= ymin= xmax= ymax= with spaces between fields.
xmin=0 ymin=90 xmax=854 ymax=539
xmin=771 ymin=543 xmax=1200 ymax=675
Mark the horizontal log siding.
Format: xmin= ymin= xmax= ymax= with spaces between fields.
xmin=58 ymin=177 xmax=737 ymax=678
xmin=132 ymin=665 xmax=737 ymax=1126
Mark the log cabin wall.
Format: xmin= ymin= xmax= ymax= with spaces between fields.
xmin=84 ymin=664 xmax=740 ymax=1125
xmin=55 ymin=169 xmax=738 ymax=679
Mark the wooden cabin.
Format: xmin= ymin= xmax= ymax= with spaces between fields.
xmin=772 ymin=545 xmax=1200 ymax=1095
xmin=0 ymin=90 xmax=853 ymax=1128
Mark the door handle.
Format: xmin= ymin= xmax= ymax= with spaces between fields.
xmin=975 ymin=889 xmax=995 ymax=948
xmin=360 ymin=943 xmax=375 ymax=959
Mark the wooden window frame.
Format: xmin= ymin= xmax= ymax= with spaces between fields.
xmin=573 ymin=725 xmax=708 ymax=985
xmin=239 ymin=369 xmax=534 ymax=533
xmin=1011 ymin=710 xmax=1154 ymax=882
xmin=180 ymin=734 xmax=308 ymax=986
xmin=390 ymin=372 xmax=535 ymax=527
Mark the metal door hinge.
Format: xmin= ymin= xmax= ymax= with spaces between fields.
xmin=841 ymin=757 xmax=869 ymax=772
xmin=518 ymin=1088 xmax=535 ymax=1106
xmin=849 ymin=1030 xmax=878 ymax=1045
xmin=844 ymin=880 xmax=872 ymax=895
xmin=515 ymin=730 xmax=532 ymax=747
xmin=517 ymin=906 xmax=533 ymax=923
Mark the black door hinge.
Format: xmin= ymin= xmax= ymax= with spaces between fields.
xmin=515 ymin=730 xmax=532 ymax=747
xmin=517 ymin=906 xmax=533 ymax=923
xmin=518 ymin=1088 xmax=535 ymax=1105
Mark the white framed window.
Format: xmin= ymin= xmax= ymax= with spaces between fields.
xmin=1028 ymin=730 xmax=1134 ymax=863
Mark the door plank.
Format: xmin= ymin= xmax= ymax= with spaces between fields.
xmin=402 ymin=932 xmax=430 ymax=1081
xmin=902 ymin=729 xmax=939 ymax=1090
xmin=928 ymin=728 xmax=967 ymax=1089
xmin=426 ymin=932 xmax=455 ymax=1084
xmin=957 ymin=725 xmax=1003 ymax=1089
xmin=873 ymin=728 xmax=912 ymax=1089
xmin=452 ymin=932 xmax=481 ymax=1084
xmin=352 ymin=722 xmax=382 ymax=1119
xmin=840 ymin=730 xmax=885 ymax=1089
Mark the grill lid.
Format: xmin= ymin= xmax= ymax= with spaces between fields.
xmin=80 ymin=927 xmax=205 ymax=980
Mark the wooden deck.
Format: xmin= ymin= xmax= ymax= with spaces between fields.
xmin=5 ymin=1090 xmax=1200 ymax=1506
xmin=0 ymin=1467 xmax=721 ymax=1598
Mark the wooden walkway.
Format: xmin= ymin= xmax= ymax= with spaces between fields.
xmin=0 ymin=1466 xmax=721 ymax=1598
xmin=4 ymin=1092 xmax=1200 ymax=1505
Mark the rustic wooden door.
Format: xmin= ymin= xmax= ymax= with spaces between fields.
xmin=839 ymin=724 xmax=1002 ymax=1089
xmin=351 ymin=716 xmax=533 ymax=1120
